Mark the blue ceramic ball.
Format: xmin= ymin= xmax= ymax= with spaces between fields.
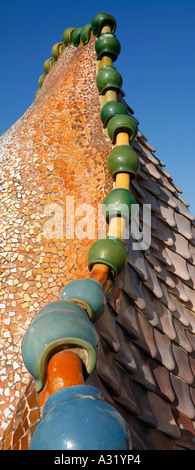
xmin=30 ymin=385 xmax=131 ymax=450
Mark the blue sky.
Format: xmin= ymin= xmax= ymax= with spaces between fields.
xmin=0 ymin=0 xmax=195 ymax=214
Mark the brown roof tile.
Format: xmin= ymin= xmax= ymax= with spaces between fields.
xmin=144 ymin=251 xmax=163 ymax=273
xmin=116 ymin=291 xmax=139 ymax=339
xmin=191 ymin=222 xmax=195 ymax=240
xmin=153 ymin=219 xmax=174 ymax=247
xmin=138 ymin=136 xmax=156 ymax=155
xmin=137 ymin=167 xmax=149 ymax=181
xmin=137 ymin=139 xmax=158 ymax=165
xmin=170 ymin=374 xmax=195 ymax=419
xmin=96 ymin=340 xmax=121 ymax=397
xmin=123 ymin=264 xmax=146 ymax=311
xmin=178 ymin=194 xmax=191 ymax=207
xmin=156 ymin=200 xmax=176 ymax=228
xmin=186 ymin=330 xmax=195 ymax=356
xmin=155 ymin=298 xmax=176 ymax=340
xmin=129 ymin=380 xmax=157 ymax=427
xmin=158 ymin=185 xmax=178 ymax=208
xmin=173 ymin=196 xmax=195 ymax=221
xmin=172 ymin=343 xmax=194 ymax=384
xmin=189 ymin=245 xmax=195 ymax=266
xmin=128 ymin=241 xmax=149 ymax=281
xmin=142 ymin=160 xmax=162 ymax=180
xmin=154 ymin=329 xmax=176 ymax=371
xmin=150 ymin=360 xmax=175 ymax=403
xmin=141 ymin=284 xmax=159 ymax=325
xmin=171 ymin=232 xmax=192 ymax=260
xmin=131 ymin=344 xmax=156 ymax=391
xmin=122 ymin=415 xmax=150 ymax=450
xmin=172 ymin=409 xmax=195 ymax=450
xmin=86 ymin=370 xmax=115 ymax=408
xmin=155 ymin=262 xmax=177 ymax=289
xmin=158 ymin=173 xmax=177 ymax=194
xmin=95 ymin=304 xmax=120 ymax=353
xmin=189 ymin=356 xmax=195 ymax=378
xmin=147 ymin=392 xmax=181 ymax=439
xmin=160 ymin=283 xmax=177 ymax=312
xmin=186 ymin=262 xmax=195 ymax=289
xmin=190 ymin=385 xmax=195 ymax=407
xmin=183 ymin=284 xmax=195 ymax=312
xmin=173 ymin=318 xmax=193 ymax=353
xmin=131 ymin=179 xmax=146 ymax=199
xmin=133 ymin=311 xmax=157 ymax=358
xmin=150 ymin=429 xmax=177 ymax=450
xmin=165 ymin=247 xmax=191 ymax=282
xmin=132 ymin=140 xmax=147 ymax=159
xmin=151 ymin=239 xmax=173 ymax=267
xmin=143 ymin=261 xmax=164 ymax=299
xmin=139 ymin=177 xmax=160 ymax=197
xmin=113 ymin=324 xmax=137 ymax=374
xmin=138 ymin=187 xmax=160 ymax=213
xmin=174 ymin=211 xmax=193 ymax=240
xmin=139 ymin=206 xmax=158 ymax=232
xmin=156 ymin=165 xmax=172 ymax=181
xmin=168 ymin=293 xmax=190 ymax=326
xmin=183 ymin=306 xmax=195 ymax=333
xmin=112 ymin=363 xmax=139 ymax=416
xmin=167 ymin=276 xmax=190 ymax=303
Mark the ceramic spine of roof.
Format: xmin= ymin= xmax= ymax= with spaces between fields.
xmin=36 ymin=23 xmax=93 ymax=97
xmin=21 ymin=12 xmax=140 ymax=450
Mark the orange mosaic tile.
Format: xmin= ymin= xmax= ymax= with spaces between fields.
xmin=0 ymin=36 xmax=113 ymax=441
xmin=1 ymin=378 xmax=40 ymax=450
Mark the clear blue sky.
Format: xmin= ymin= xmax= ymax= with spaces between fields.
xmin=1 ymin=0 xmax=195 ymax=215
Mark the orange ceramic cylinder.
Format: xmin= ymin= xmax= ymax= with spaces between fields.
xmin=89 ymin=263 xmax=112 ymax=294
xmin=40 ymin=350 xmax=84 ymax=410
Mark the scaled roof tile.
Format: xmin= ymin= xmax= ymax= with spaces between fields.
xmin=150 ymin=359 xmax=175 ymax=403
xmin=147 ymin=391 xmax=181 ymax=439
xmin=154 ymin=328 xmax=176 ymax=371
xmin=172 ymin=343 xmax=194 ymax=384
xmin=172 ymin=409 xmax=195 ymax=450
xmin=170 ymin=374 xmax=195 ymax=419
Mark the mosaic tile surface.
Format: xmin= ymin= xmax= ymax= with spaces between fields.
xmin=1 ymin=35 xmax=195 ymax=450
xmin=0 ymin=37 xmax=112 ymax=443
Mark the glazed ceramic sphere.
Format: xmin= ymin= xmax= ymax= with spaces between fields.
xmin=88 ymin=237 xmax=127 ymax=279
xmin=95 ymin=32 xmax=121 ymax=61
xmin=103 ymin=188 xmax=136 ymax=222
xmin=80 ymin=24 xmax=92 ymax=44
xmin=38 ymin=73 xmax=46 ymax=88
xmin=22 ymin=301 xmax=99 ymax=391
xmin=30 ymin=385 xmax=132 ymax=450
xmin=107 ymin=145 xmax=140 ymax=180
xmin=60 ymin=278 xmax=106 ymax=322
xmin=101 ymin=100 xmax=127 ymax=126
xmin=51 ymin=42 xmax=65 ymax=60
xmin=43 ymin=58 xmax=56 ymax=74
xmin=107 ymin=114 xmax=138 ymax=144
xmin=96 ymin=65 xmax=123 ymax=94
xmin=62 ymin=27 xmax=76 ymax=46
xmin=71 ymin=28 xmax=83 ymax=47
xmin=91 ymin=12 xmax=116 ymax=36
